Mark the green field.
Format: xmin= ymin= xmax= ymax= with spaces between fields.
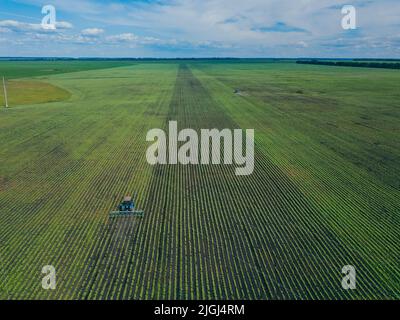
xmin=0 ymin=60 xmax=399 ymax=299
xmin=0 ymin=80 xmax=70 ymax=106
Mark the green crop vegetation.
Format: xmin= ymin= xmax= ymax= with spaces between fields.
xmin=0 ymin=60 xmax=399 ymax=299
xmin=0 ymin=60 xmax=138 ymax=79
xmin=0 ymin=80 xmax=71 ymax=106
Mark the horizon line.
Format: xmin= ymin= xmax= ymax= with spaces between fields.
xmin=1 ymin=56 xmax=400 ymax=60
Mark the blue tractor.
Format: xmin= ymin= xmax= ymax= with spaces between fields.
xmin=119 ymin=196 xmax=135 ymax=212
xmin=110 ymin=195 xmax=144 ymax=218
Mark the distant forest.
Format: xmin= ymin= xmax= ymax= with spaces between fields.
xmin=297 ymin=59 xmax=400 ymax=69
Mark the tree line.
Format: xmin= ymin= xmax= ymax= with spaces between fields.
xmin=296 ymin=60 xmax=400 ymax=70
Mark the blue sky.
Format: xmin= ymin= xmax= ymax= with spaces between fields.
xmin=0 ymin=0 xmax=399 ymax=58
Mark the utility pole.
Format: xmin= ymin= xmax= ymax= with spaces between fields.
xmin=3 ymin=76 xmax=9 ymax=108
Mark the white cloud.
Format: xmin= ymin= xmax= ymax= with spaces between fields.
xmin=56 ymin=21 xmax=73 ymax=29
xmin=106 ymin=33 xmax=138 ymax=43
xmin=0 ymin=20 xmax=42 ymax=32
xmin=81 ymin=28 xmax=104 ymax=36
xmin=0 ymin=19 xmax=73 ymax=33
xmin=94 ymin=0 xmax=400 ymax=55
xmin=5 ymin=0 xmax=400 ymax=57
xmin=297 ymin=41 xmax=308 ymax=48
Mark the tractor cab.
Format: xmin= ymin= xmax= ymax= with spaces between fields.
xmin=119 ymin=196 xmax=134 ymax=212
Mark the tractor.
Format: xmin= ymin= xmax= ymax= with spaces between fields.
xmin=109 ymin=195 xmax=144 ymax=218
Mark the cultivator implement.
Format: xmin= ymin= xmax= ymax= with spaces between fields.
xmin=109 ymin=210 xmax=144 ymax=218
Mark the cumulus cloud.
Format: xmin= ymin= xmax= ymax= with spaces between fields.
xmin=0 ymin=20 xmax=42 ymax=32
xmin=96 ymin=0 xmax=400 ymax=55
xmin=81 ymin=28 xmax=104 ymax=36
xmin=4 ymin=0 xmax=400 ymax=57
xmin=106 ymin=33 xmax=138 ymax=43
xmin=0 ymin=19 xmax=73 ymax=33
xmin=56 ymin=21 xmax=73 ymax=29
